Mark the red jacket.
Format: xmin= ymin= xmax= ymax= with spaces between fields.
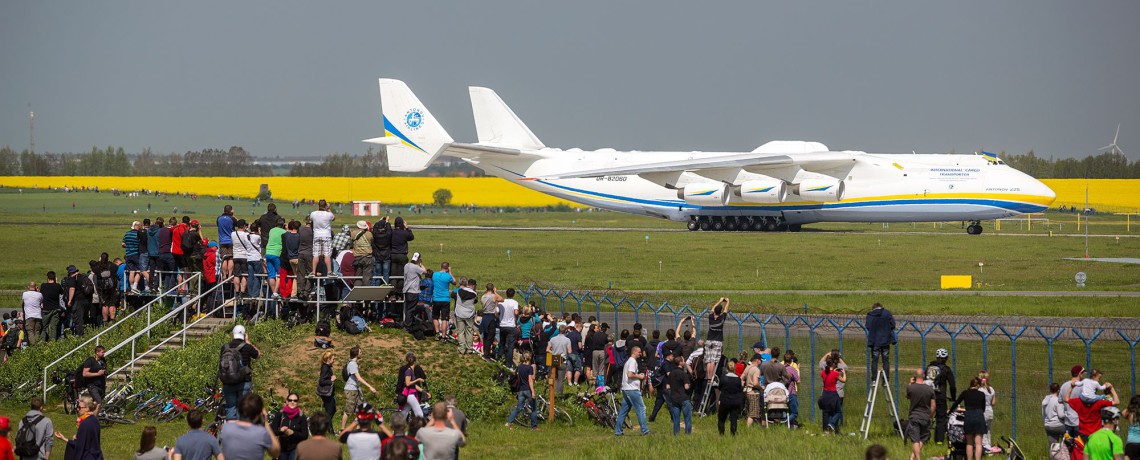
xmin=1069 ymin=397 xmax=1113 ymax=437
xmin=171 ymin=223 xmax=188 ymax=255
xmin=203 ymin=247 xmax=218 ymax=283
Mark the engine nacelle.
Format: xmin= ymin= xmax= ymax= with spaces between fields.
xmin=733 ymin=180 xmax=787 ymax=203
xmin=677 ymin=183 xmax=728 ymax=206
xmin=795 ymin=179 xmax=845 ymax=202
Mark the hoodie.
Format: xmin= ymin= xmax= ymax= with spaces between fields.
xmin=865 ymin=307 xmax=896 ymax=349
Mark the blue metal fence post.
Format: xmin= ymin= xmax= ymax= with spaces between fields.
xmin=997 ymin=325 xmax=1027 ymax=440
xmin=1072 ymin=328 xmax=1104 ymax=372
xmin=808 ymin=318 xmax=824 ymax=423
xmin=1116 ymin=330 xmax=1140 ymax=396
xmin=969 ymin=325 xmax=999 ymax=371
xmin=732 ymin=312 xmax=752 ymax=356
xmin=1035 ymin=327 xmax=1066 ymax=385
xmin=938 ymin=324 xmax=968 ymax=376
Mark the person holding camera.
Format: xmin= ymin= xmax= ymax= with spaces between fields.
xmin=818 ymin=354 xmax=847 ymax=433
xmin=217 ymin=393 xmax=281 ymax=460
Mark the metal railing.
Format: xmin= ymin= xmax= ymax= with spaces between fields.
xmin=106 ymin=276 xmax=236 ymax=381
xmin=516 ymin=284 xmax=1140 ymax=441
xmin=42 ymin=273 xmax=201 ymax=399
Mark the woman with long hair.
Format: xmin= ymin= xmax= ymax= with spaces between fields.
xmin=518 ymin=304 xmax=535 ymax=358
xmin=317 ymin=351 xmax=337 ymax=418
xmin=818 ymin=354 xmax=846 ymax=433
xmin=1123 ymin=394 xmax=1140 ymax=460
xmin=977 ymin=370 xmax=996 ymax=453
xmin=1041 ymin=382 xmax=1067 ymax=455
xmin=134 ymin=426 xmax=166 ymax=460
xmin=397 ymin=352 xmax=428 ymax=420
xmin=950 ymin=377 xmax=987 ymax=460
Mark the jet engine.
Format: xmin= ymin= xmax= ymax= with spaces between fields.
xmin=733 ymin=180 xmax=787 ymax=203
xmin=795 ymin=179 xmax=845 ymax=202
xmin=677 ymin=183 xmax=728 ymax=206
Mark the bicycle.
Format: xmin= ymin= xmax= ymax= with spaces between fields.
xmin=512 ymin=384 xmax=573 ymax=427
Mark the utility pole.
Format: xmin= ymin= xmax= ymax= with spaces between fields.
xmin=29 ymin=107 xmax=35 ymax=154
xmin=1084 ymin=184 xmax=1090 ymax=258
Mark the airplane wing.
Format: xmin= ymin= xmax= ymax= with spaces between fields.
xmin=540 ymin=151 xmax=858 ymax=180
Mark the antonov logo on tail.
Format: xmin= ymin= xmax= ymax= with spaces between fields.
xmin=405 ymin=108 xmax=424 ymax=130
xmin=367 ymin=78 xmax=1057 ymax=235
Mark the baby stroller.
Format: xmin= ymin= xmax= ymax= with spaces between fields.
xmin=763 ymin=384 xmax=791 ymax=428
xmin=946 ymin=410 xmax=967 ymax=460
xmin=1000 ymin=435 xmax=1026 ymax=460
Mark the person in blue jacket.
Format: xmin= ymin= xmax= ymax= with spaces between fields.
xmin=865 ymin=302 xmax=896 ymax=382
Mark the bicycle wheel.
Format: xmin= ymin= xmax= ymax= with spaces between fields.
xmin=106 ymin=412 xmax=136 ymax=425
xmin=554 ymin=407 xmax=573 ymax=426
xmin=63 ymin=393 xmax=76 ymax=415
xmin=156 ymin=408 xmax=181 ymax=423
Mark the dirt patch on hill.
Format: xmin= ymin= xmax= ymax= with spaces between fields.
xmin=263 ymin=327 xmax=463 ymax=402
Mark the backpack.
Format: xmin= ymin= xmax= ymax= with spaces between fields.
xmin=97 ymin=269 xmax=115 ymax=293
xmin=2 ymin=329 xmax=18 ymax=350
xmin=343 ymin=318 xmax=362 ymax=335
xmin=13 ymin=414 xmax=43 ymax=457
xmin=315 ymin=320 xmax=331 ymax=337
xmin=342 ymin=361 xmax=353 ymax=383
xmin=508 ymin=372 xmax=521 ymax=392
xmin=925 ymin=363 xmax=942 ymax=391
xmin=218 ymin=342 xmax=250 ymax=384
xmin=650 ymin=362 xmax=667 ymax=388
xmin=79 ymin=275 xmax=96 ymax=297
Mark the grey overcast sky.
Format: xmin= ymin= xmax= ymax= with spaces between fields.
xmin=2 ymin=1 xmax=1138 ymax=160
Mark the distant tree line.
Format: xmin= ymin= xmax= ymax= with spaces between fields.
xmin=3 ymin=144 xmax=1132 ymax=178
xmin=0 ymin=146 xmax=270 ymax=176
xmin=1000 ymin=150 xmax=1140 ymax=178
xmin=0 ymin=145 xmax=483 ymax=177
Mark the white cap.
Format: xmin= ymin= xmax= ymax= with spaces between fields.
xmin=411 ymin=252 xmax=421 ymax=262
xmin=233 ymin=325 xmax=247 ymax=340
xmin=356 ymin=220 xmax=369 ymax=230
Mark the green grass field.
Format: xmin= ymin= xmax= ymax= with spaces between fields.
xmin=1 ymin=188 xmax=1137 ymax=459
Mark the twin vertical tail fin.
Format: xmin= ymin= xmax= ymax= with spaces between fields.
xmin=364 ymin=79 xmax=453 ymax=172
xmin=469 ymin=87 xmax=545 ymax=150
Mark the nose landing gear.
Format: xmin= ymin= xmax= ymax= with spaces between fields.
xmin=966 ymin=221 xmax=983 ymax=235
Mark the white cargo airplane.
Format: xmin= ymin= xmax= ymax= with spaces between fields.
xmin=365 ymin=79 xmax=1056 ymax=234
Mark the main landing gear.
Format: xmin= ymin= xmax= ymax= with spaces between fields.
xmin=686 ymin=216 xmax=801 ymax=232
xmin=966 ymin=221 xmax=983 ymax=235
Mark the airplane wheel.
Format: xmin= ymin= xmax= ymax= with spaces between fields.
xmin=764 ymin=221 xmax=779 ymax=232
xmin=967 ymin=224 xmax=983 ymax=235
xmin=788 ymin=224 xmax=802 ymax=232
xmin=751 ymin=220 xmax=765 ymax=231
xmin=712 ymin=221 xmax=725 ymax=231
xmin=725 ymin=220 xmax=739 ymax=232
xmin=700 ymin=221 xmax=711 ymax=231
xmin=687 ymin=221 xmax=700 ymax=231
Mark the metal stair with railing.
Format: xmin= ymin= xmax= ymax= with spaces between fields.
xmin=42 ymin=275 xmax=238 ymax=399
xmin=107 ymin=316 xmax=231 ymax=384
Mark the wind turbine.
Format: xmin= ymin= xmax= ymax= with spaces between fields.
xmin=1100 ymin=124 xmax=1127 ymax=156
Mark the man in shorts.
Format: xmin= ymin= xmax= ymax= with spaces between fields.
xmin=121 ymin=221 xmax=143 ymax=295
xmin=309 ymin=200 xmax=335 ymax=276
xmin=217 ymin=205 xmax=236 ymax=286
xmin=431 ymin=262 xmax=456 ymax=340
xmin=906 ymin=369 xmax=936 ymax=460
xmin=172 ymin=216 xmax=190 ymax=290
xmin=342 ymin=346 xmax=378 ymax=431
xmin=1084 ymin=406 xmax=1125 ymax=460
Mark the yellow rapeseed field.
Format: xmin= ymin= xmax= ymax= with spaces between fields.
xmin=0 ymin=176 xmax=574 ymax=207
xmin=1040 ymin=179 xmax=1140 ymax=212
xmin=2 ymin=176 xmax=1137 ymax=211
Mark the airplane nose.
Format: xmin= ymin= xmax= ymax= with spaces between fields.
xmin=1035 ymin=179 xmax=1057 ymax=206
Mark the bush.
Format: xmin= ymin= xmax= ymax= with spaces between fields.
xmin=432 ymin=188 xmax=452 ymax=207
xmin=133 ymin=319 xmax=305 ymax=399
xmin=0 ymin=306 xmax=174 ymax=400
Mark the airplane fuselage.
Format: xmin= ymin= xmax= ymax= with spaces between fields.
xmin=470 ymin=150 xmax=1056 ymax=225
